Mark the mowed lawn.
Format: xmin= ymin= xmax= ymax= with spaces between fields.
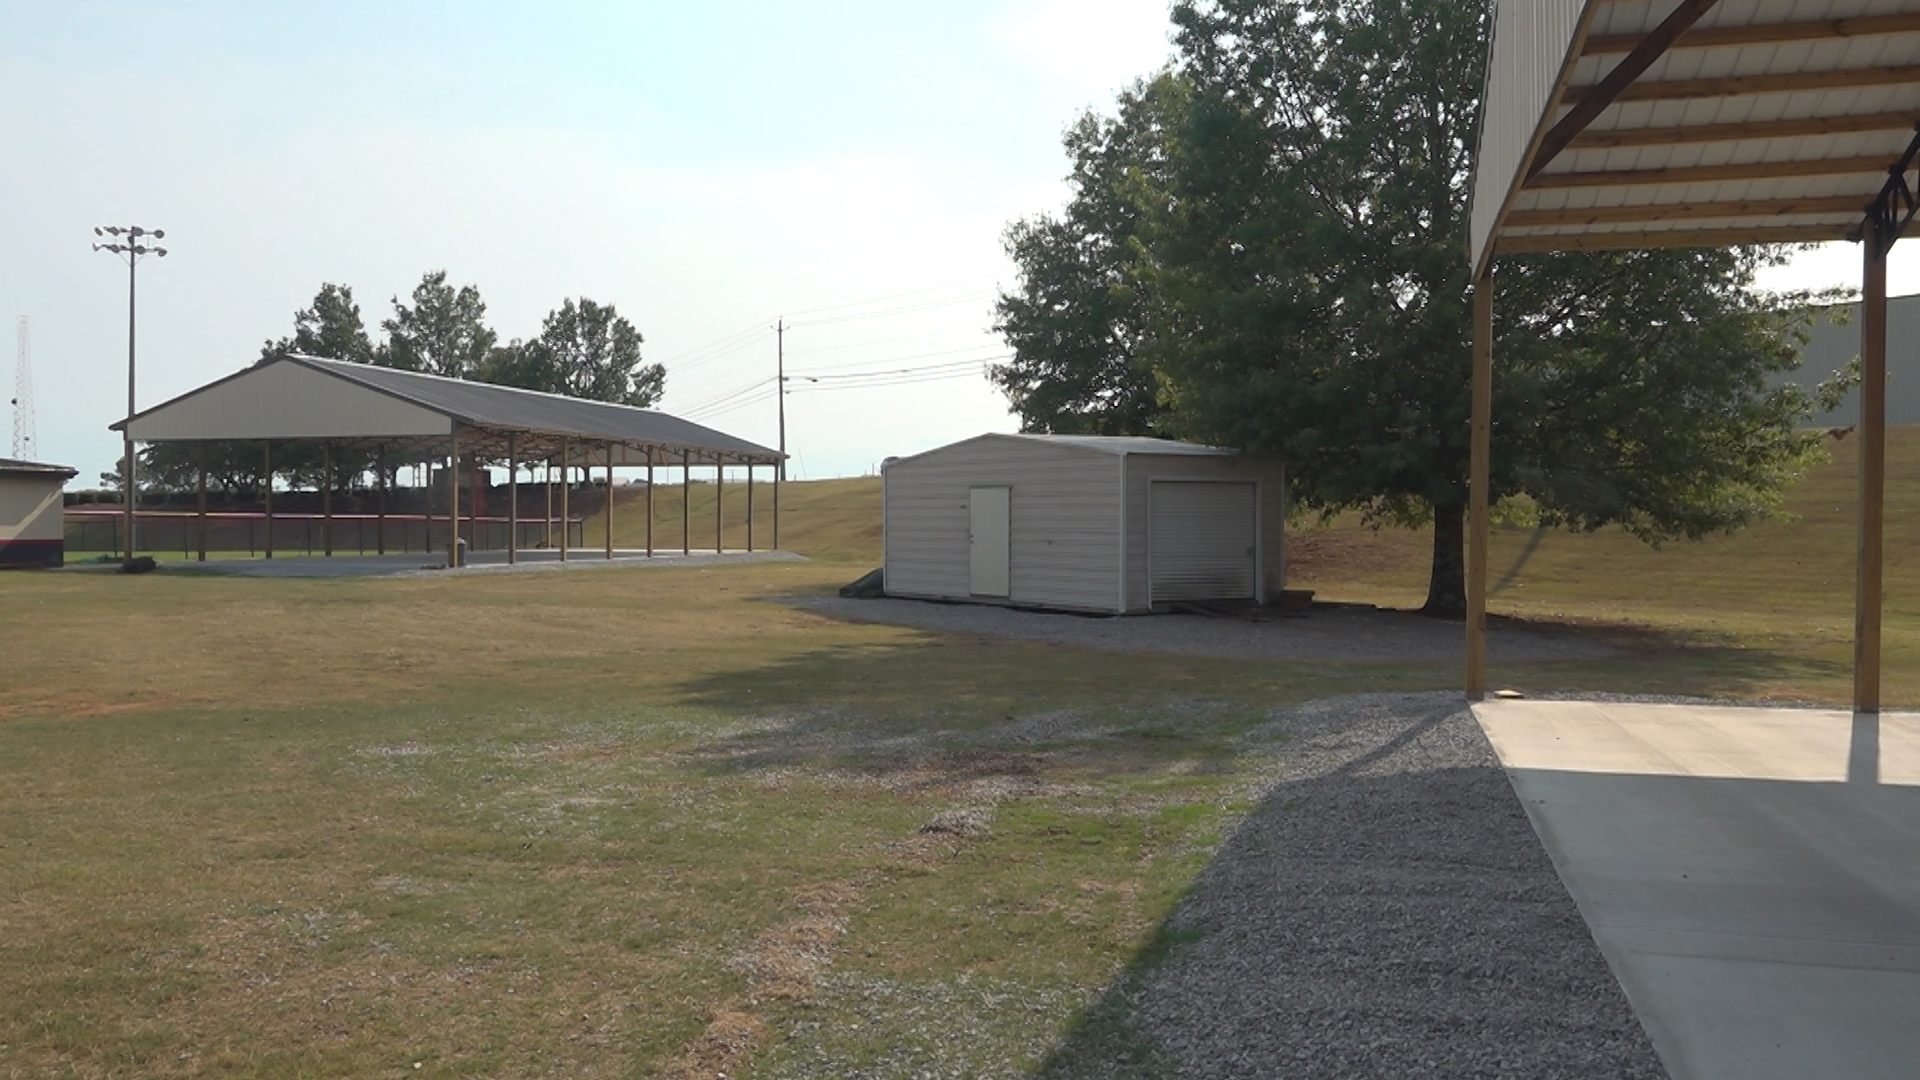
xmin=2 ymin=428 xmax=1914 ymax=1078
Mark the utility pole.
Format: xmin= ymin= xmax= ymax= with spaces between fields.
xmin=774 ymin=317 xmax=785 ymax=550
xmin=93 ymin=225 xmax=168 ymax=563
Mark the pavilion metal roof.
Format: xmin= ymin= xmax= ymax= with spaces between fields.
xmin=1470 ymin=0 xmax=1920 ymax=273
xmin=114 ymin=354 xmax=782 ymax=464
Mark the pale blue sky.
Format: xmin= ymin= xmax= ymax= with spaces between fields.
xmin=1 ymin=2 xmax=1905 ymax=483
xmin=1 ymin=0 xmax=1180 ymax=481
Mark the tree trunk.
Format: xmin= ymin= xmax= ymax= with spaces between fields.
xmin=1422 ymin=500 xmax=1466 ymax=620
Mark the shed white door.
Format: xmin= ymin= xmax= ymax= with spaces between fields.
xmin=1149 ymin=481 xmax=1256 ymax=603
xmin=969 ymin=486 xmax=1011 ymax=597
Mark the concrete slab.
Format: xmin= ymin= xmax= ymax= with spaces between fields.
xmin=1476 ymin=700 xmax=1920 ymax=1080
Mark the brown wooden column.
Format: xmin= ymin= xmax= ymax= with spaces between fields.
xmin=1856 ymin=218 xmax=1889 ymax=714
xmin=715 ymin=460 xmax=724 ymax=554
xmin=559 ymin=438 xmax=571 ymax=562
xmin=507 ymin=434 xmax=519 ymax=565
xmin=447 ymin=427 xmax=461 ymax=567
xmin=263 ymin=439 xmax=275 ymax=560
xmin=195 ymin=444 xmax=208 ymax=562
xmin=467 ymin=450 xmax=481 ymax=554
xmin=605 ymin=445 xmax=615 ymax=561
xmin=322 ymin=440 xmax=334 ymax=557
xmin=746 ymin=465 xmax=755 ymax=552
xmin=645 ymin=449 xmax=655 ymax=557
xmin=682 ymin=450 xmax=691 ymax=556
xmin=376 ymin=445 xmax=388 ymax=555
xmin=1466 ymin=266 xmax=1493 ymax=701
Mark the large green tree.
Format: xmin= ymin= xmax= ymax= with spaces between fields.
xmin=482 ymin=298 xmax=665 ymax=407
xmin=994 ymin=0 xmax=1846 ymax=618
xmin=260 ymin=282 xmax=378 ymax=364
xmin=382 ymin=270 xmax=498 ymax=379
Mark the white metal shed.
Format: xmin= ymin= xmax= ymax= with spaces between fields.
xmin=881 ymin=434 xmax=1285 ymax=614
xmin=0 ymin=458 xmax=78 ymax=568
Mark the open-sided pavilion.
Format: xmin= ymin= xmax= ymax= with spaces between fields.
xmin=1469 ymin=5 xmax=1920 ymax=1075
xmin=113 ymin=353 xmax=786 ymax=567
xmin=1468 ymin=0 xmax=1920 ymax=712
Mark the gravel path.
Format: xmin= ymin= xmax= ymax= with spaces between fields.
xmin=1039 ymin=691 xmax=1668 ymax=1079
xmin=791 ymin=596 xmax=1615 ymax=665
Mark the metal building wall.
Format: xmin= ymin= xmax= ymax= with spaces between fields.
xmin=1789 ymin=294 xmax=1920 ymax=428
xmin=882 ymin=436 xmax=1123 ymax=613
xmin=0 ymin=474 xmax=71 ymax=566
xmin=1122 ymin=455 xmax=1286 ymax=613
xmin=1467 ymin=0 xmax=1590 ymax=272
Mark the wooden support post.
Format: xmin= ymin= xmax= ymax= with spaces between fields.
xmin=773 ymin=456 xmax=781 ymax=550
xmin=1466 ymin=266 xmax=1493 ymax=701
xmin=196 ymin=444 xmax=208 ymax=562
xmin=544 ymin=467 xmax=553 ymax=549
xmin=377 ymin=445 xmax=388 ymax=555
xmin=746 ymin=464 xmax=755 ymax=552
xmin=715 ymin=459 xmax=724 ymax=554
xmin=448 ymin=427 xmax=461 ymax=567
xmin=1856 ymin=220 xmax=1889 ymax=714
xmin=468 ymin=449 xmax=481 ymax=554
xmin=559 ymin=438 xmax=571 ymax=562
xmin=605 ymin=445 xmax=615 ymax=561
xmin=507 ymin=433 xmax=519 ymax=565
xmin=646 ymin=449 xmax=655 ymax=557
xmin=682 ymin=450 xmax=691 ymax=556
xmin=322 ymin=440 xmax=334 ymax=557
xmin=263 ymin=440 xmax=275 ymax=560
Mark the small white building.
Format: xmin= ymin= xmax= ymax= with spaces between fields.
xmin=882 ymin=434 xmax=1285 ymax=614
xmin=0 ymin=458 xmax=78 ymax=568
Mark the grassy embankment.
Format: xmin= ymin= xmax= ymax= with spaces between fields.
xmin=1 ymin=430 xmax=1913 ymax=1077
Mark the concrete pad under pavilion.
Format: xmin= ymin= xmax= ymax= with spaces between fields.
xmin=1477 ymin=699 xmax=1920 ymax=1080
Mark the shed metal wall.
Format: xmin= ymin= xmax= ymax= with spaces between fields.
xmin=1124 ymin=455 xmax=1286 ymax=612
xmin=883 ymin=437 xmax=1122 ymax=613
xmin=0 ymin=474 xmax=70 ymax=566
xmin=1468 ymin=0 xmax=1591 ymax=272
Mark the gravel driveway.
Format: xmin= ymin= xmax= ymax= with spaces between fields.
xmin=792 ymin=596 xmax=1616 ymax=665
xmin=1039 ymin=692 xmax=1668 ymax=1079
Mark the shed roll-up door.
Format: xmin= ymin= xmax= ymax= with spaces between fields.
xmin=1149 ymin=481 xmax=1256 ymax=603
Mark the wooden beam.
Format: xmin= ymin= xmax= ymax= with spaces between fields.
xmin=645 ymin=448 xmax=655 ymax=558
xmin=1496 ymin=223 xmax=1854 ymax=253
xmin=507 ymin=432 xmax=518 ymax=565
xmin=1562 ymin=65 xmax=1920 ymax=106
xmin=447 ymin=427 xmax=461 ymax=568
xmin=1530 ymin=0 xmax=1723 ymax=179
xmin=605 ymin=445 xmax=615 ymax=561
xmin=322 ymin=440 xmax=334 ymax=557
xmin=1527 ymin=155 xmax=1897 ymax=190
xmin=196 ymin=443 xmax=208 ymax=563
xmin=1506 ymin=196 xmax=1866 ymax=228
xmin=1856 ymin=216 xmax=1888 ymax=714
xmin=1466 ymin=267 xmax=1493 ymax=702
xmin=559 ymin=436 xmax=570 ymax=562
xmin=263 ymin=440 xmax=274 ymax=560
xmin=1568 ymin=111 xmax=1917 ymax=150
xmin=682 ymin=450 xmax=691 ymax=556
xmin=1585 ymin=13 xmax=1920 ymax=55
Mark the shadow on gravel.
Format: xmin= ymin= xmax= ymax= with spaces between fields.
xmin=1033 ymin=695 xmax=1670 ymax=1080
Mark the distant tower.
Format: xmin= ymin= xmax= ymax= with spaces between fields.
xmin=11 ymin=316 xmax=34 ymax=460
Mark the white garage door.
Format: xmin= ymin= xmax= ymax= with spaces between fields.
xmin=1149 ymin=481 xmax=1256 ymax=604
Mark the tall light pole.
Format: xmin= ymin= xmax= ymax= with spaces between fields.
xmin=93 ymin=225 xmax=168 ymax=562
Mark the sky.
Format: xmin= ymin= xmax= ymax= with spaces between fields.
xmin=3 ymin=1 xmax=1917 ymax=485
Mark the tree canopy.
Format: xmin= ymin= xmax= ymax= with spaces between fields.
xmin=381 ymin=270 xmax=498 ymax=380
xmin=993 ymin=0 xmax=1849 ymax=617
xmin=481 ymin=298 xmax=665 ymax=408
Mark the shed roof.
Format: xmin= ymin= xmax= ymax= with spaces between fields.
xmin=0 ymin=458 xmax=79 ymax=480
xmin=1469 ymin=0 xmax=1920 ymax=273
xmin=888 ymin=433 xmax=1240 ymax=467
xmin=115 ymin=354 xmax=781 ymax=464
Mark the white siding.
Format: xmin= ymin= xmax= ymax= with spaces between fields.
xmin=1124 ymin=455 xmax=1285 ymax=612
xmin=884 ymin=436 xmax=1122 ymax=613
xmin=128 ymin=361 xmax=452 ymax=442
xmin=0 ymin=475 xmax=66 ymax=543
xmin=1468 ymin=0 xmax=1592 ymax=272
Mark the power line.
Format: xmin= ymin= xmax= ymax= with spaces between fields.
xmin=787 ymin=344 xmax=1005 ymax=375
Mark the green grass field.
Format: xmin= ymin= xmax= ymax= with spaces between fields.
xmin=3 ymin=429 xmax=1914 ymax=1077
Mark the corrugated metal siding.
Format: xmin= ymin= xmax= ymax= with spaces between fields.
xmin=883 ymin=436 xmax=1122 ymax=612
xmin=1470 ymin=0 xmax=1592 ymax=270
xmin=1149 ymin=482 xmax=1257 ymax=602
xmin=1123 ymin=455 xmax=1286 ymax=613
xmin=0 ymin=474 xmax=68 ymax=543
xmin=1789 ymin=293 xmax=1920 ymax=426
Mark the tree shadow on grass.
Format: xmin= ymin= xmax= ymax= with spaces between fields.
xmin=1031 ymin=693 xmax=1669 ymax=1079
